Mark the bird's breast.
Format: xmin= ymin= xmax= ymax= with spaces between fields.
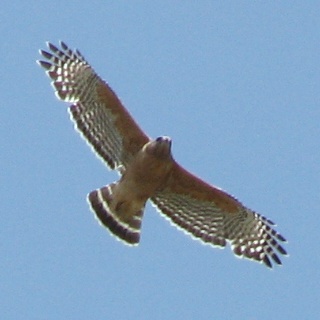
xmin=120 ymin=151 xmax=173 ymax=200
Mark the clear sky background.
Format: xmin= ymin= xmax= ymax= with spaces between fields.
xmin=1 ymin=2 xmax=319 ymax=319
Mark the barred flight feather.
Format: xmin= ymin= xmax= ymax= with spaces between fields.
xmin=38 ymin=41 xmax=287 ymax=269
xmin=152 ymin=190 xmax=287 ymax=268
xmin=38 ymin=41 xmax=125 ymax=171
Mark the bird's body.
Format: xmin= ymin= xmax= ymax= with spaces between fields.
xmin=38 ymin=41 xmax=287 ymax=268
xmin=89 ymin=137 xmax=174 ymax=244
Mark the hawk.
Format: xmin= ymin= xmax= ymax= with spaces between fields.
xmin=38 ymin=41 xmax=287 ymax=268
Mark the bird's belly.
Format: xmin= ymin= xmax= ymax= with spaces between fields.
xmin=120 ymin=157 xmax=171 ymax=200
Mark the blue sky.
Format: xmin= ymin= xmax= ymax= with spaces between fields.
xmin=1 ymin=1 xmax=319 ymax=319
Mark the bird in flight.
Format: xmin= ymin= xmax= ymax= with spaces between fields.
xmin=38 ymin=41 xmax=287 ymax=268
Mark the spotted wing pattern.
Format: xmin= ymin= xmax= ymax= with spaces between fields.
xmin=152 ymin=163 xmax=287 ymax=268
xmin=38 ymin=41 xmax=149 ymax=171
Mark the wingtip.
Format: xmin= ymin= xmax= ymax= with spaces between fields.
xmin=37 ymin=60 xmax=52 ymax=70
xmin=278 ymin=234 xmax=287 ymax=242
xmin=45 ymin=40 xmax=52 ymax=48
xmin=39 ymin=50 xmax=53 ymax=60
xmin=47 ymin=42 xmax=59 ymax=53
xmin=263 ymin=255 xmax=272 ymax=268
xmin=60 ymin=40 xmax=68 ymax=50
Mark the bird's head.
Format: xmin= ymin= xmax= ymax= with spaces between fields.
xmin=144 ymin=136 xmax=172 ymax=159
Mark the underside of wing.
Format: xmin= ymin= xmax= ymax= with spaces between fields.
xmin=38 ymin=41 xmax=149 ymax=171
xmin=151 ymin=162 xmax=287 ymax=268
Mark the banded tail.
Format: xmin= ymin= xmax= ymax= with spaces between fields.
xmin=88 ymin=183 xmax=144 ymax=245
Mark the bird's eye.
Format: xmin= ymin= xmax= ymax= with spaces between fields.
xmin=156 ymin=137 xmax=163 ymax=142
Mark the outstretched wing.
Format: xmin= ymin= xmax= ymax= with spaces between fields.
xmin=151 ymin=162 xmax=287 ymax=268
xmin=38 ymin=41 xmax=149 ymax=171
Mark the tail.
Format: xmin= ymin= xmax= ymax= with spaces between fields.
xmin=88 ymin=183 xmax=144 ymax=245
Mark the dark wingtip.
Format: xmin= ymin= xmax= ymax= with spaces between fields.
xmin=277 ymin=244 xmax=288 ymax=256
xmin=40 ymin=50 xmax=53 ymax=60
xmin=60 ymin=41 xmax=68 ymax=50
xmin=271 ymin=253 xmax=282 ymax=265
xmin=277 ymin=234 xmax=287 ymax=242
xmin=37 ymin=60 xmax=51 ymax=70
xmin=263 ymin=255 xmax=272 ymax=268
xmin=45 ymin=41 xmax=53 ymax=50
xmin=47 ymin=42 xmax=59 ymax=53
